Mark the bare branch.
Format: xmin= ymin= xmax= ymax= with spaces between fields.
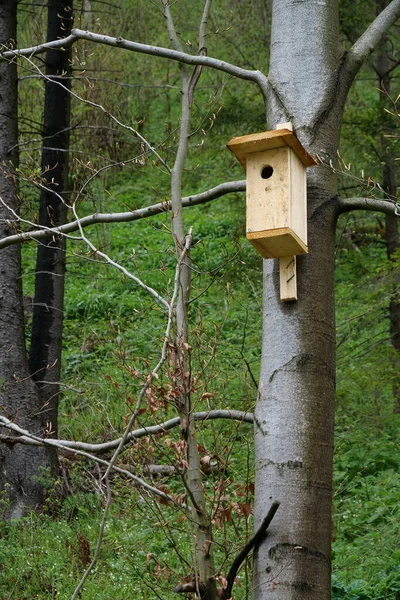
xmin=187 ymin=0 xmax=213 ymax=106
xmin=344 ymin=0 xmax=400 ymax=82
xmin=0 ymin=34 xmax=76 ymax=60
xmin=0 ymin=181 xmax=246 ymax=249
xmin=70 ymin=200 xmax=171 ymax=311
xmin=0 ymin=415 xmax=174 ymax=503
xmin=337 ymin=196 xmax=400 ymax=217
xmin=0 ymin=410 xmax=253 ymax=453
xmin=0 ymin=28 xmax=269 ymax=93
xmin=162 ymin=0 xmax=183 ymax=53
xmin=199 ymin=0 xmax=213 ymax=51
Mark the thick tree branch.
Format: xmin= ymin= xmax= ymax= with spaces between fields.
xmin=0 ymin=180 xmax=246 ymax=249
xmin=337 ymin=196 xmax=400 ymax=216
xmin=0 ymin=28 xmax=269 ymax=95
xmin=344 ymin=0 xmax=400 ymax=82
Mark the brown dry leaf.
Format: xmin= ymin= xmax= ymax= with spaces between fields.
xmin=200 ymin=455 xmax=212 ymax=471
xmin=224 ymin=506 xmax=233 ymax=522
xmin=77 ymin=533 xmax=90 ymax=567
xmin=218 ymin=575 xmax=228 ymax=589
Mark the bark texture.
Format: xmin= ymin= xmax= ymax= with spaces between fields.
xmin=29 ymin=0 xmax=73 ymax=436
xmin=254 ymin=1 xmax=344 ymax=598
xmin=0 ymin=0 xmax=57 ymax=519
xmin=254 ymin=0 xmax=400 ymax=597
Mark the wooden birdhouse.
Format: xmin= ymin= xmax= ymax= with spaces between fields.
xmin=227 ymin=123 xmax=317 ymax=301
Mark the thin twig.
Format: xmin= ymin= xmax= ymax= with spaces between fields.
xmin=71 ymin=199 xmax=171 ymax=311
xmin=102 ymin=227 xmax=194 ymax=481
xmin=20 ymin=54 xmax=170 ymax=173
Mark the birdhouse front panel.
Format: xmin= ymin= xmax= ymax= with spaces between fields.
xmin=245 ymin=145 xmax=308 ymax=259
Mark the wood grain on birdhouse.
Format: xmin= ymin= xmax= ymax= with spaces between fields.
xmin=227 ymin=129 xmax=317 ymax=260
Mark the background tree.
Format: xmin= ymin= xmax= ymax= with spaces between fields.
xmin=0 ymin=0 xmax=56 ymax=519
xmin=29 ymin=0 xmax=74 ymax=436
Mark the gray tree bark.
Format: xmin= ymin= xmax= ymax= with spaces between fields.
xmin=253 ymin=1 xmax=400 ymax=598
xmin=0 ymin=1 xmax=57 ymax=519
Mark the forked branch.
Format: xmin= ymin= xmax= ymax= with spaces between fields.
xmin=343 ymin=0 xmax=400 ymax=82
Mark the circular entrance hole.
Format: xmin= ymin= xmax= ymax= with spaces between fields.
xmin=261 ymin=165 xmax=274 ymax=179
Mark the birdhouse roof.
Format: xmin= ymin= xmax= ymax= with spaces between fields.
xmin=227 ymin=129 xmax=318 ymax=170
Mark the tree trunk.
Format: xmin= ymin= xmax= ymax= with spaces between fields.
xmin=0 ymin=0 xmax=57 ymax=519
xmin=29 ymin=0 xmax=73 ymax=436
xmin=163 ymin=3 xmax=218 ymax=596
xmin=253 ymin=1 xmax=343 ymax=597
xmin=376 ymin=2 xmax=400 ymax=409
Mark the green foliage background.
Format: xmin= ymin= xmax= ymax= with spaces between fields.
xmin=0 ymin=1 xmax=399 ymax=599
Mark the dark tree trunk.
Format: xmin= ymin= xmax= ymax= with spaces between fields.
xmin=0 ymin=0 xmax=57 ymax=519
xmin=29 ymin=0 xmax=73 ymax=435
xmin=376 ymin=0 xmax=400 ymax=409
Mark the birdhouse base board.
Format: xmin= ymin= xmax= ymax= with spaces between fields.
xmin=247 ymin=227 xmax=308 ymax=259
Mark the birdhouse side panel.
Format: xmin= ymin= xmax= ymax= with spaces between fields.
xmin=289 ymin=150 xmax=308 ymax=247
xmin=246 ymin=146 xmax=290 ymax=235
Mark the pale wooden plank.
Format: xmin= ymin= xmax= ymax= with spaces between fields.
xmin=280 ymin=255 xmax=297 ymax=301
xmin=289 ymin=150 xmax=308 ymax=246
xmin=246 ymin=146 xmax=290 ymax=234
xmin=276 ymin=122 xmax=293 ymax=131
